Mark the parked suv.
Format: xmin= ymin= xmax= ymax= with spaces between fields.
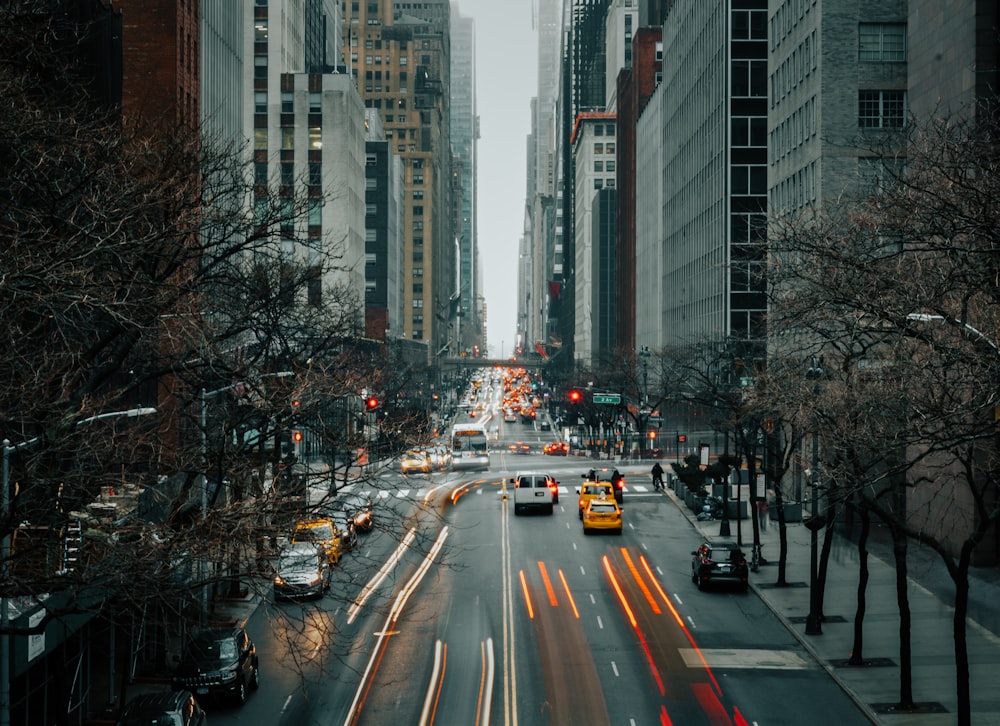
xmin=691 ymin=541 xmax=749 ymax=592
xmin=510 ymin=472 xmax=556 ymax=515
xmin=117 ymin=690 xmax=206 ymax=726
xmin=171 ymin=626 xmax=259 ymax=705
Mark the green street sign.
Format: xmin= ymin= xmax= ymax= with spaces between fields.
xmin=593 ymin=394 xmax=621 ymax=405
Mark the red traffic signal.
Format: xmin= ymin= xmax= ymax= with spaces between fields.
xmin=677 ymin=434 xmax=687 ymax=443
xmin=292 ymin=430 xmax=303 ymax=442
xmin=647 ymin=430 xmax=658 ymax=439
xmin=365 ymin=396 xmax=379 ymax=410
xmin=568 ymin=389 xmax=582 ymax=403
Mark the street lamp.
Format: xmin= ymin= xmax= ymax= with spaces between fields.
xmin=805 ymin=355 xmax=826 ymax=635
xmin=1 ymin=406 xmax=157 ymax=726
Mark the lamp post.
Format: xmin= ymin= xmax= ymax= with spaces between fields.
xmin=805 ymin=356 xmax=826 ymax=635
xmin=638 ymin=347 xmax=651 ymax=458
xmin=2 ymin=406 xmax=157 ymax=726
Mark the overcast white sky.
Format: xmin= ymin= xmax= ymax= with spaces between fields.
xmin=454 ymin=0 xmax=539 ymax=358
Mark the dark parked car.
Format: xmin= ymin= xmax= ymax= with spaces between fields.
xmin=273 ymin=542 xmax=331 ymax=600
xmin=171 ymin=627 xmax=259 ymax=705
xmin=117 ymin=690 xmax=206 ymax=726
xmin=691 ymin=541 xmax=749 ymax=592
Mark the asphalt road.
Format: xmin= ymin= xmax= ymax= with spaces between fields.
xmin=205 ymin=419 xmax=872 ymax=726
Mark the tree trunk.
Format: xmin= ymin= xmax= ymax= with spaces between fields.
xmin=772 ymin=484 xmax=790 ymax=586
xmin=848 ymin=505 xmax=870 ymax=665
xmin=816 ymin=498 xmax=838 ymax=619
xmin=891 ymin=525 xmax=915 ymax=709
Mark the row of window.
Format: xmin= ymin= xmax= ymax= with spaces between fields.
xmin=771 ymin=159 xmax=818 ymax=215
xmin=770 ymin=0 xmax=817 ymax=50
xmin=771 ymin=29 xmax=816 ymax=108
xmin=770 ymin=96 xmax=816 ymax=161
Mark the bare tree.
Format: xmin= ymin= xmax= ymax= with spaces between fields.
xmin=0 ymin=7 xmax=442 ymax=714
xmin=767 ymin=105 xmax=1000 ymax=724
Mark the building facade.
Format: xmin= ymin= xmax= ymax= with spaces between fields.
xmin=449 ymin=7 xmax=482 ymax=355
xmin=342 ymin=0 xmax=454 ymax=361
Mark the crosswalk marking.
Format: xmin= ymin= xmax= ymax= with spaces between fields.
xmin=678 ymin=648 xmax=810 ymax=670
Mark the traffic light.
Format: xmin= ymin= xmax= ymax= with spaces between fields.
xmin=365 ymin=396 xmax=379 ymax=411
xmin=568 ymin=389 xmax=582 ymax=403
xmin=648 ymin=430 xmax=658 ymax=440
xmin=676 ymin=434 xmax=687 ymax=443
xmin=292 ymin=430 xmax=303 ymax=443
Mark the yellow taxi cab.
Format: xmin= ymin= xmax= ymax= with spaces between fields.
xmin=291 ymin=518 xmax=343 ymax=565
xmin=582 ymin=496 xmax=623 ymax=535
xmin=576 ymin=481 xmax=615 ymax=520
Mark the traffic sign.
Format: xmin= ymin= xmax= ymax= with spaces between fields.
xmin=592 ymin=393 xmax=621 ymax=405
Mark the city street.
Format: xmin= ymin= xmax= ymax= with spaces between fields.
xmin=199 ymin=417 xmax=871 ymax=726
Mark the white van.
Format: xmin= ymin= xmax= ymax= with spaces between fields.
xmin=510 ymin=472 xmax=556 ymax=515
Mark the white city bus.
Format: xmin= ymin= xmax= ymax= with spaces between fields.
xmin=450 ymin=423 xmax=491 ymax=471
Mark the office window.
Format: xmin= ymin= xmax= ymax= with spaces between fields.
xmin=309 ymin=162 xmax=321 ymax=186
xmin=281 ymin=91 xmax=293 ymax=113
xmin=594 ymin=160 xmax=603 ymax=172
xmin=605 ymin=160 xmax=615 ymax=173
xmin=280 ymin=128 xmax=294 ymax=149
xmin=365 ymin=203 xmax=377 ymax=215
xmin=309 ymin=92 xmax=321 ymax=113
xmin=308 ymin=200 xmax=322 ymax=226
xmin=412 ymin=299 xmax=423 ymax=308
xmin=732 ymin=60 xmax=767 ymax=97
xmin=858 ymin=156 xmax=905 ymax=195
xmin=280 ymin=162 xmax=294 ymax=186
xmin=732 ymin=9 xmax=767 ymax=40
xmin=605 ymin=142 xmax=615 ymax=155
xmin=254 ymin=128 xmax=267 ymax=150
xmin=366 ymin=177 xmax=377 ymax=191
xmin=254 ymin=162 xmax=268 ymax=187
xmin=859 ymin=23 xmax=906 ymax=62
xmin=254 ymin=91 xmax=267 ymax=114
xmin=859 ymin=90 xmax=906 ymax=128
xmin=254 ymin=20 xmax=268 ymax=42
xmin=400 ymin=56 xmax=408 ymax=66
xmin=594 ymin=124 xmax=604 ymax=136
xmin=413 ymin=190 xmax=424 ymax=199
xmin=413 ymin=174 xmax=424 ymax=184
xmin=254 ymin=56 xmax=267 ymax=79
xmin=413 ymin=267 xmax=423 ymax=277
xmin=366 ymin=231 xmax=377 ymax=244
xmin=309 ymin=126 xmax=322 ymax=149
xmin=413 ymin=205 xmax=423 ymax=216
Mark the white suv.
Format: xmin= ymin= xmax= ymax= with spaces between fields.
xmin=510 ymin=472 xmax=556 ymax=515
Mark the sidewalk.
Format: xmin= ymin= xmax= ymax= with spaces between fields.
xmin=663 ymin=484 xmax=1000 ymax=725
